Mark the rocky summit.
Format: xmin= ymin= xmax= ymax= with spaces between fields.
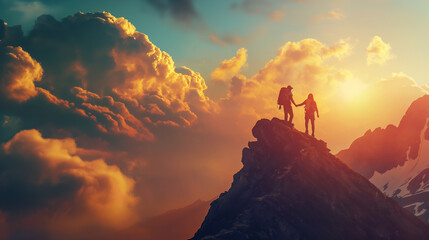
xmin=191 ymin=118 xmax=429 ymax=240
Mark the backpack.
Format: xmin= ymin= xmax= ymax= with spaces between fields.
xmin=277 ymin=87 xmax=289 ymax=105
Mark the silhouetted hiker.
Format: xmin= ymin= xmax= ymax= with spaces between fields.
xmin=277 ymin=86 xmax=297 ymax=126
xmin=297 ymin=93 xmax=319 ymax=137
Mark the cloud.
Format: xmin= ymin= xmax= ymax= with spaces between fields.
xmin=314 ymin=9 xmax=346 ymax=21
xmin=208 ymin=32 xmax=246 ymax=46
xmin=231 ymin=0 xmax=274 ymax=15
xmin=252 ymin=38 xmax=351 ymax=91
xmin=207 ymin=26 xmax=266 ymax=47
xmin=211 ymin=48 xmax=248 ymax=83
xmin=0 ymin=12 xmax=219 ymax=223
xmin=9 ymin=1 xmax=54 ymax=21
xmin=268 ymin=10 xmax=285 ymax=21
xmin=321 ymin=39 xmax=351 ymax=59
xmin=364 ymin=73 xmax=428 ymax=114
xmin=209 ymin=38 xmax=424 ymax=155
xmin=367 ymin=35 xmax=393 ymax=65
xmin=0 ymin=45 xmax=155 ymax=141
xmin=0 ymin=45 xmax=43 ymax=103
xmin=145 ymin=0 xmax=200 ymax=23
xmin=206 ymin=38 xmax=353 ymax=138
xmin=0 ymin=129 xmax=138 ymax=237
xmin=70 ymin=87 xmax=154 ymax=140
xmin=0 ymin=20 xmax=5 ymax=40
xmin=1 ymin=12 xmax=214 ymax=142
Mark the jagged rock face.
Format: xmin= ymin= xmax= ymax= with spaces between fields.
xmin=191 ymin=118 xmax=429 ymax=240
xmin=337 ymin=95 xmax=429 ymax=179
xmin=337 ymin=95 xmax=429 ymax=223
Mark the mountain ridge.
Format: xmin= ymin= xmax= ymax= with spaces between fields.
xmin=191 ymin=118 xmax=429 ymax=240
xmin=338 ymin=94 xmax=429 ymax=223
xmin=337 ymin=94 xmax=429 ymax=179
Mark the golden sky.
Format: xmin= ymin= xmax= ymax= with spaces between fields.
xmin=1 ymin=1 xmax=429 ymax=238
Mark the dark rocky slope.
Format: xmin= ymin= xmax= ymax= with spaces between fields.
xmin=191 ymin=118 xmax=429 ymax=240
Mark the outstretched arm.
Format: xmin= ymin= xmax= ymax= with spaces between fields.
xmin=296 ymin=100 xmax=305 ymax=107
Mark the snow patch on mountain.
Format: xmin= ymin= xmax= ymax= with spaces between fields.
xmin=405 ymin=202 xmax=427 ymax=217
xmin=370 ymin=119 xmax=429 ymax=198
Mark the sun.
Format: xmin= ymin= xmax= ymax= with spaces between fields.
xmin=338 ymin=78 xmax=367 ymax=102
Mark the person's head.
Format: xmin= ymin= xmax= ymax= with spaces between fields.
xmin=308 ymin=93 xmax=314 ymax=100
xmin=286 ymin=85 xmax=293 ymax=91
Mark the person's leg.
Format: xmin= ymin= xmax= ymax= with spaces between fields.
xmin=289 ymin=108 xmax=294 ymax=123
xmin=305 ymin=117 xmax=309 ymax=134
xmin=311 ymin=118 xmax=315 ymax=137
xmin=283 ymin=106 xmax=288 ymax=121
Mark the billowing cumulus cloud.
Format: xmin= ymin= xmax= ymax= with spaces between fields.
xmin=211 ymin=48 xmax=248 ymax=83
xmin=0 ymin=12 xmax=219 ymax=227
xmin=0 ymin=129 xmax=137 ymax=237
xmin=252 ymin=38 xmax=351 ymax=93
xmin=367 ymin=35 xmax=393 ymax=65
xmin=0 ymin=12 xmax=213 ymax=142
xmin=0 ymin=45 xmax=43 ymax=103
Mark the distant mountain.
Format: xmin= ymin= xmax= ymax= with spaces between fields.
xmin=190 ymin=118 xmax=429 ymax=240
xmin=337 ymin=95 xmax=429 ymax=179
xmin=338 ymin=94 xmax=429 ymax=223
xmin=107 ymin=199 xmax=211 ymax=240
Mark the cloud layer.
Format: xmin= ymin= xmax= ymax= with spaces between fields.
xmin=367 ymin=35 xmax=393 ymax=65
xmin=211 ymin=48 xmax=247 ymax=83
xmin=1 ymin=12 xmax=214 ymax=142
xmin=0 ymin=46 xmax=43 ymax=103
xmin=145 ymin=0 xmax=200 ymax=23
xmin=0 ymin=129 xmax=137 ymax=238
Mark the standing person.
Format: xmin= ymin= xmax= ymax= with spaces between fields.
xmin=296 ymin=93 xmax=319 ymax=137
xmin=277 ymin=85 xmax=297 ymax=126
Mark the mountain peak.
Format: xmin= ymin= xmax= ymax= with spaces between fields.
xmin=191 ymin=118 xmax=429 ymax=240
xmin=338 ymin=94 xmax=429 ymax=223
xmin=338 ymin=94 xmax=429 ymax=179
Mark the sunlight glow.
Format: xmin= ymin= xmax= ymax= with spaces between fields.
xmin=338 ymin=78 xmax=367 ymax=102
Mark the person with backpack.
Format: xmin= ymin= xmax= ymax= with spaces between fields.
xmin=277 ymin=85 xmax=297 ymax=126
xmin=296 ymin=93 xmax=319 ymax=137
